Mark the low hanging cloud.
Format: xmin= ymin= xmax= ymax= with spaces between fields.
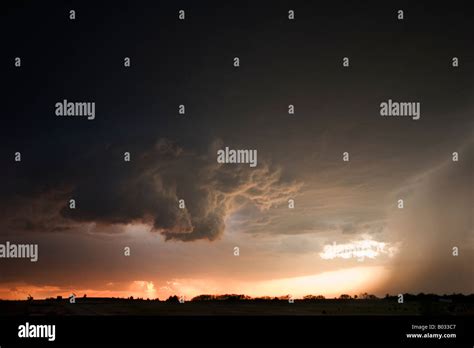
xmin=3 ymin=138 xmax=301 ymax=242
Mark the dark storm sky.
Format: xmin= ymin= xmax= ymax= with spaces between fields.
xmin=0 ymin=1 xmax=472 ymax=299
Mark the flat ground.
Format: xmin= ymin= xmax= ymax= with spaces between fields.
xmin=0 ymin=298 xmax=472 ymax=316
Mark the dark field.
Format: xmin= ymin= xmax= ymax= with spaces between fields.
xmin=1 ymin=298 xmax=473 ymax=316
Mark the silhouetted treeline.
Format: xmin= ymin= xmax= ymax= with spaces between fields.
xmin=4 ymin=292 xmax=474 ymax=303
xmin=182 ymin=293 xmax=474 ymax=303
xmin=382 ymin=293 xmax=474 ymax=302
xmin=191 ymin=294 xmax=252 ymax=302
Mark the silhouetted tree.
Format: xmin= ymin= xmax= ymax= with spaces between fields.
xmin=303 ymin=295 xmax=325 ymax=301
xmin=278 ymin=295 xmax=291 ymax=301
xmin=255 ymin=296 xmax=272 ymax=301
xmin=166 ymin=295 xmax=180 ymax=303
xmin=192 ymin=294 xmax=215 ymax=301
xmin=217 ymin=294 xmax=251 ymax=301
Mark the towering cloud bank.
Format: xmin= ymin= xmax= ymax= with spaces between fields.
xmin=2 ymin=138 xmax=301 ymax=242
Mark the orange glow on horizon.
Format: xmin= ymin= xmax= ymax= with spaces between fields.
xmin=0 ymin=266 xmax=388 ymax=300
